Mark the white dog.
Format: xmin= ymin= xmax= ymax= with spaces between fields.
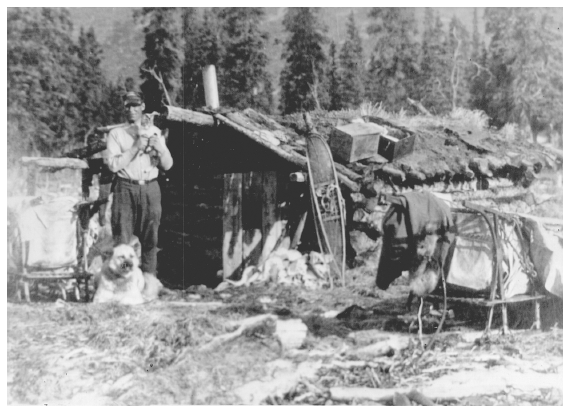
xmin=93 ymin=238 xmax=162 ymax=305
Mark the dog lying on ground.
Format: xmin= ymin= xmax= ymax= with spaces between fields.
xmin=93 ymin=237 xmax=162 ymax=305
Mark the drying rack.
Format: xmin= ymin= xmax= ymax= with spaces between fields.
xmin=8 ymin=157 xmax=98 ymax=302
xmin=425 ymin=201 xmax=546 ymax=334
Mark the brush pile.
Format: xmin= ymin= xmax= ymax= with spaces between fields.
xmin=265 ymin=329 xmax=563 ymax=406
xmin=219 ymin=248 xmax=332 ymax=290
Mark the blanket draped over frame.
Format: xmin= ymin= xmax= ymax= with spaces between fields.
xmin=376 ymin=191 xmax=455 ymax=290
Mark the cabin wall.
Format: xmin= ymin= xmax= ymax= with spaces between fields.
xmin=157 ymin=121 xmax=302 ymax=287
xmin=223 ymin=170 xmax=294 ymax=279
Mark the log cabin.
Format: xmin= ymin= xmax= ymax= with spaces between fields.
xmin=66 ymin=104 xmax=562 ymax=289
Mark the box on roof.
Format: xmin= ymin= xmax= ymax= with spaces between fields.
xmin=330 ymin=122 xmax=385 ymax=163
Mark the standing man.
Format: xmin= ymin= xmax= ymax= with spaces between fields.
xmin=106 ymin=91 xmax=173 ymax=279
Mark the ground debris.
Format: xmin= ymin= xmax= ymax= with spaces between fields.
xmin=8 ymin=269 xmax=563 ymax=406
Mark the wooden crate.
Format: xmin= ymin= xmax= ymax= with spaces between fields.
xmin=329 ymin=123 xmax=381 ymax=163
xmin=377 ymin=133 xmax=416 ymax=161
xmin=368 ymin=116 xmax=416 ymax=161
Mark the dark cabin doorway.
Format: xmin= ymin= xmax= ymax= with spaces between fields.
xmin=156 ymin=120 xmax=299 ymax=289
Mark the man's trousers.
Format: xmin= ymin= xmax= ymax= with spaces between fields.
xmin=111 ymin=178 xmax=162 ymax=275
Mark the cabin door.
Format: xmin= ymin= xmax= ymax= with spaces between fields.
xmin=222 ymin=171 xmax=283 ymax=279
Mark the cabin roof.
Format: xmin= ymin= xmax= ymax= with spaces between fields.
xmin=158 ymin=105 xmax=562 ymax=193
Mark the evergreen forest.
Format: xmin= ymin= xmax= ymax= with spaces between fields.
xmin=7 ymin=7 xmax=563 ymax=164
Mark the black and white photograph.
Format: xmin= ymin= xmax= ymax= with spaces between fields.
xmin=5 ymin=3 xmax=564 ymax=406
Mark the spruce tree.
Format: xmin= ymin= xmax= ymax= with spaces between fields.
xmin=471 ymin=8 xmax=481 ymax=61
xmin=419 ymin=8 xmax=449 ymax=113
xmin=366 ymin=8 xmax=421 ymax=111
xmin=468 ymin=8 xmax=492 ymax=114
xmin=447 ymin=15 xmax=471 ymax=110
xmin=218 ymin=7 xmax=273 ymax=113
xmin=179 ymin=8 xmax=203 ymax=109
xmin=8 ymin=8 xmax=82 ymax=158
xmin=136 ymin=7 xmax=181 ymax=112
xmin=485 ymin=8 xmax=562 ymax=141
xmin=76 ymin=27 xmax=108 ymax=139
xmin=279 ymin=8 xmax=328 ymax=114
xmin=338 ymin=12 xmax=365 ymax=109
xmin=327 ymin=41 xmax=342 ymax=111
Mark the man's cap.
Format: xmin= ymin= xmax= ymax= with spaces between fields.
xmin=123 ymin=91 xmax=143 ymax=107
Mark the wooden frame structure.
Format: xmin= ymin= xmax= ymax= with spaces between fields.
xmin=9 ymin=157 xmax=95 ymax=302
xmin=426 ymin=201 xmax=546 ymax=334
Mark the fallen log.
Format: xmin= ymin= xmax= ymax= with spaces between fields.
xmin=334 ymin=161 xmax=362 ymax=182
xmin=378 ymin=164 xmax=406 ymax=182
xmin=348 ymin=334 xmax=411 ymax=357
xmin=198 ymin=314 xmax=277 ymax=353
xmin=469 ymin=158 xmax=493 ymax=177
xmin=456 ymin=159 xmax=476 ymax=179
xmin=418 ymin=166 xmax=435 ymax=180
xmin=329 ymin=387 xmax=441 ymax=404
xmin=399 ymin=164 xmax=427 ymax=182
xmin=407 ymin=389 xmax=436 ymax=406
xmin=393 ymin=392 xmax=412 ymax=406
xmin=165 ymin=301 xmax=225 ymax=309
xmin=486 ymin=155 xmax=508 ymax=173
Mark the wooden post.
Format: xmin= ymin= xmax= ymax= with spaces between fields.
xmin=494 ymin=214 xmax=509 ymax=334
xmin=202 ymin=65 xmax=220 ymax=110
xmin=26 ymin=166 xmax=37 ymax=196
xmin=222 ymin=173 xmax=243 ymax=279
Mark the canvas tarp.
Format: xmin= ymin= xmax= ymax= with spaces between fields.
xmin=447 ymin=212 xmax=537 ymax=298
xmin=8 ymin=196 xmax=80 ymax=271
xmin=523 ymin=216 xmax=563 ymax=298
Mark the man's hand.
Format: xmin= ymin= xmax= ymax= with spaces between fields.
xmin=135 ymin=134 xmax=150 ymax=151
xmin=149 ymin=134 xmax=167 ymax=155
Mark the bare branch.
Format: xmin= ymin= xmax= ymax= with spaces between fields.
xmin=141 ymin=65 xmax=173 ymax=106
xmin=469 ymin=61 xmax=494 ymax=86
xmin=434 ymin=78 xmax=449 ymax=104
xmin=450 ymin=26 xmax=462 ymax=111
xmin=83 ymin=126 xmax=95 ymax=146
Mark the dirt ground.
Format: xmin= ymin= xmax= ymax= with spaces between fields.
xmin=6 ymin=149 xmax=563 ymax=406
xmin=6 ymin=265 xmax=563 ymax=406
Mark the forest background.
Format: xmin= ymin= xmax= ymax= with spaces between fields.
xmin=7 ymin=6 xmax=563 ymax=166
